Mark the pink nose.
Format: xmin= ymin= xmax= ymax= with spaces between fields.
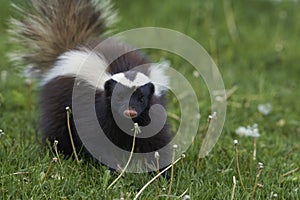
xmin=123 ymin=109 xmax=138 ymax=118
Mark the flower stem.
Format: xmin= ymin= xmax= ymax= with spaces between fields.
xmin=134 ymin=154 xmax=185 ymax=200
xmin=230 ymin=176 xmax=237 ymax=200
xmin=250 ymin=163 xmax=263 ymax=200
xmin=107 ymin=123 xmax=139 ymax=190
xmin=234 ymin=140 xmax=245 ymax=191
xmin=66 ymin=107 xmax=79 ymax=164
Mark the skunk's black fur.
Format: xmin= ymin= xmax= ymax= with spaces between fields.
xmin=10 ymin=0 xmax=172 ymax=171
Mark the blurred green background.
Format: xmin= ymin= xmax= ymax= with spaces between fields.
xmin=0 ymin=0 xmax=299 ymax=199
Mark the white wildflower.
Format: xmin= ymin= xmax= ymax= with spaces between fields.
xmin=51 ymin=173 xmax=64 ymax=180
xmin=235 ymin=124 xmax=260 ymax=138
xmin=258 ymin=103 xmax=272 ymax=115
xmin=235 ymin=126 xmax=247 ymax=136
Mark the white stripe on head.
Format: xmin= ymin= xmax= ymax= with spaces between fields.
xmin=111 ymin=59 xmax=170 ymax=96
xmin=41 ymin=49 xmax=111 ymax=90
xmin=111 ymin=72 xmax=151 ymax=88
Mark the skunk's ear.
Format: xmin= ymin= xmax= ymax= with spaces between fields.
xmin=104 ymin=79 xmax=117 ymax=96
xmin=148 ymin=82 xmax=155 ymax=95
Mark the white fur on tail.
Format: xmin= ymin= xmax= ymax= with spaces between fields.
xmin=42 ymin=50 xmax=111 ymax=90
xmin=149 ymin=60 xmax=170 ymax=96
xmin=9 ymin=0 xmax=118 ymax=72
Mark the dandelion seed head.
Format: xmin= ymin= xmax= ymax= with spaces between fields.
xmin=154 ymin=151 xmax=160 ymax=159
xmin=173 ymin=144 xmax=178 ymax=149
xmin=212 ymin=112 xmax=217 ymax=118
xmin=193 ymin=70 xmax=199 ymax=78
xmin=54 ymin=140 xmax=58 ymax=145
xmin=234 ymin=139 xmax=238 ymax=145
xmin=25 ymin=78 xmax=32 ymax=86
xmin=208 ymin=112 xmax=217 ymax=120
xmin=51 ymin=173 xmax=64 ymax=180
xmin=120 ymin=191 xmax=124 ymax=200
xmin=0 ymin=129 xmax=4 ymax=137
xmin=258 ymin=162 xmax=264 ymax=170
xmin=132 ymin=123 xmax=141 ymax=134
xmin=252 ymin=128 xmax=260 ymax=138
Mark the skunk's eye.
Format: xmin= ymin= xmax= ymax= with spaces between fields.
xmin=138 ymin=95 xmax=144 ymax=103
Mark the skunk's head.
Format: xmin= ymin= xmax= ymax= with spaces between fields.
xmin=104 ymin=71 xmax=155 ymax=119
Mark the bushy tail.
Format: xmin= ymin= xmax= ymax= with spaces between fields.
xmin=9 ymin=0 xmax=118 ymax=72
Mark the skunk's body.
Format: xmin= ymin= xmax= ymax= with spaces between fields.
xmin=10 ymin=0 xmax=172 ymax=170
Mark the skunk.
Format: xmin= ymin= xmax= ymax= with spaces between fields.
xmin=9 ymin=0 xmax=172 ymax=171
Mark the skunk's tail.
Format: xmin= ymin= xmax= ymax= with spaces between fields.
xmin=9 ymin=0 xmax=118 ymax=72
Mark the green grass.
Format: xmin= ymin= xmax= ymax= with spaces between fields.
xmin=1 ymin=0 xmax=300 ymax=199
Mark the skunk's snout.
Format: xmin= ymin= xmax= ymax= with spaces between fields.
xmin=123 ymin=107 xmax=137 ymax=118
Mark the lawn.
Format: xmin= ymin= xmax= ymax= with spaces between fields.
xmin=1 ymin=0 xmax=300 ymax=199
